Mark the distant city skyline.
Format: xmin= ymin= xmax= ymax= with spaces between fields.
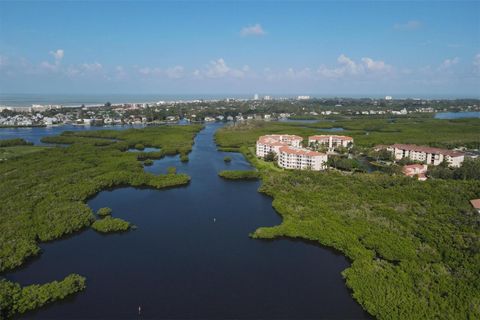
xmin=0 ymin=1 xmax=479 ymax=95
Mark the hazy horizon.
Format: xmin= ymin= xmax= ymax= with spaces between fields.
xmin=1 ymin=92 xmax=480 ymax=108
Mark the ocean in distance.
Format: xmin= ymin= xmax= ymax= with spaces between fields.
xmin=2 ymin=93 xmax=479 ymax=107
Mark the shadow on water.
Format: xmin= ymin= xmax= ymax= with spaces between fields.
xmin=6 ymin=123 xmax=370 ymax=319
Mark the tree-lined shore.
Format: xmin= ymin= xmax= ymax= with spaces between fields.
xmin=215 ymin=117 xmax=480 ymax=319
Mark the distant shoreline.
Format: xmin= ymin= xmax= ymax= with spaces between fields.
xmin=1 ymin=93 xmax=480 ymax=108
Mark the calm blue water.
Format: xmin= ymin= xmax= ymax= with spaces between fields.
xmin=278 ymin=119 xmax=320 ymax=123
xmin=317 ymin=127 xmax=345 ymax=132
xmin=127 ymin=147 xmax=161 ymax=153
xmin=0 ymin=94 xmax=255 ymax=107
xmin=4 ymin=123 xmax=368 ymax=319
xmin=434 ymin=111 xmax=480 ymax=119
xmin=0 ymin=124 xmax=146 ymax=145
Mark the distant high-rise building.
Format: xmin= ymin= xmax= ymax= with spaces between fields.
xmin=385 ymin=96 xmax=393 ymax=100
xmin=263 ymin=95 xmax=271 ymax=100
xmin=297 ymin=95 xmax=310 ymax=100
xmin=253 ymin=94 xmax=259 ymax=100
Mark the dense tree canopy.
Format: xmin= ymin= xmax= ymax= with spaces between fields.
xmin=216 ymin=119 xmax=480 ymax=319
xmin=91 ymin=216 xmax=130 ymax=233
xmin=0 ymin=124 xmax=202 ymax=318
xmin=215 ymin=118 xmax=480 ymax=149
xmin=0 ymin=138 xmax=33 ymax=147
xmin=0 ymin=274 xmax=86 ymax=319
xmin=252 ymin=171 xmax=480 ymax=319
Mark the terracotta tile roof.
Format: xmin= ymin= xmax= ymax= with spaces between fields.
xmin=257 ymin=137 xmax=288 ymax=147
xmin=470 ymin=199 xmax=480 ymax=209
xmin=402 ymin=164 xmax=427 ymax=175
xmin=262 ymin=134 xmax=303 ymax=141
xmin=309 ymin=135 xmax=354 ymax=141
xmin=391 ymin=144 xmax=464 ymax=157
xmin=403 ymin=164 xmax=426 ymax=170
xmin=257 ymin=134 xmax=303 ymax=147
xmin=279 ymin=146 xmax=326 ymax=157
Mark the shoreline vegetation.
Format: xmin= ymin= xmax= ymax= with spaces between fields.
xmin=0 ymin=125 xmax=202 ymax=319
xmin=91 ymin=216 xmax=131 ymax=233
xmin=0 ymin=274 xmax=86 ymax=319
xmin=215 ymin=118 xmax=480 ymax=319
xmin=0 ymin=139 xmax=52 ymax=161
xmin=218 ymin=170 xmax=260 ymax=180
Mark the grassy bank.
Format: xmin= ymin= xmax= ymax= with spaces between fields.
xmin=218 ymin=170 xmax=260 ymax=180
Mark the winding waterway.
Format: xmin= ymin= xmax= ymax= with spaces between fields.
xmin=4 ymin=123 xmax=368 ymax=319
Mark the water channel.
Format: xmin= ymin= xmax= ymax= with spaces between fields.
xmin=4 ymin=123 xmax=368 ymax=319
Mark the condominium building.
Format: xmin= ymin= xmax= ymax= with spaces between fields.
xmin=256 ymin=134 xmax=328 ymax=171
xmin=402 ymin=164 xmax=428 ymax=181
xmin=278 ymin=146 xmax=328 ymax=170
xmin=256 ymin=134 xmax=302 ymax=158
xmin=388 ymin=144 xmax=464 ymax=167
xmin=308 ymin=135 xmax=354 ymax=152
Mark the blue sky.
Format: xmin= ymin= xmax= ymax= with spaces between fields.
xmin=0 ymin=1 xmax=479 ymax=96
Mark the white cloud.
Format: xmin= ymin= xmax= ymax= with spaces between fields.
xmin=285 ymin=67 xmax=313 ymax=79
xmin=114 ymin=66 xmax=127 ymax=80
xmin=240 ymin=24 xmax=266 ymax=37
xmin=192 ymin=69 xmax=202 ymax=79
xmin=438 ymin=57 xmax=459 ymax=70
xmin=206 ymin=58 xmax=229 ymax=77
xmin=40 ymin=49 xmax=65 ymax=72
xmin=394 ymin=20 xmax=422 ymax=31
xmin=361 ymin=57 xmax=392 ymax=73
xmin=317 ymin=55 xmax=393 ymax=79
xmin=165 ymin=65 xmax=184 ymax=79
xmin=337 ymin=54 xmax=361 ymax=74
xmin=40 ymin=61 xmax=58 ymax=72
xmin=204 ymin=58 xmax=244 ymax=78
xmin=138 ymin=67 xmax=162 ymax=76
xmin=82 ymin=62 xmax=103 ymax=72
xmin=50 ymin=49 xmax=64 ymax=62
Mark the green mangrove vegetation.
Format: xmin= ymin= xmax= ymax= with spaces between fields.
xmin=253 ymin=171 xmax=480 ymax=319
xmin=91 ymin=216 xmax=131 ymax=233
xmin=0 ymin=145 xmax=52 ymax=161
xmin=97 ymin=207 xmax=112 ymax=217
xmin=0 ymin=124 xmax=202 ymax=318
xmin=215 ymin=117 xmax=480 ymax=149
xmin=0 ymin=138 xmax=33 ymax=147
xmin=428 ymin=158 xmax=480 ymax=180
xmin=223 ymin=156 xmax=232 ymax=163
xmin=215 ymin=118 xmax=480 ymax=319
xmin=0 ymin=274 xmax=86 ymax=319
xmin=218 ymin=170 xmax=260 ymax=180
xmin=143 ymin=159 xmax=154 ymax=166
